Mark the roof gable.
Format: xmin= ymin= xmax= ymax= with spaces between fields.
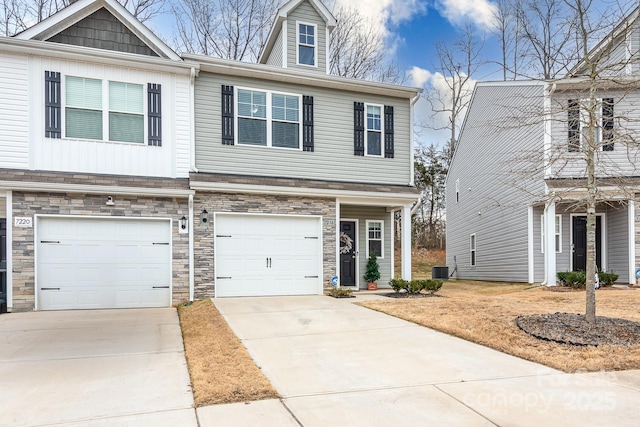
xmin=14 ymin=0 xmax=180 ymax=60
xmin=259 ymin=0 xmax=336 ymax=65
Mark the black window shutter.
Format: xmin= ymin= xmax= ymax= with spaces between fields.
xmin=44 ymin=71 xmax=61 ymax=138
xmin=222 ymin=85 xmax=234 ymax=145
xmin=354 ymin=102 xmax=364 ymax=156
xmin=568 ymin=99 xmax=580 ymax=152
xmin=302 ymin=95 xmax=314 ymax=152
xmin=602 ymin=98 xmax=614 ymax=151
xmin=148 ymin=83 xmax=162 ymax=146
xmin=384 ymin=105 xmax=394 ymax=158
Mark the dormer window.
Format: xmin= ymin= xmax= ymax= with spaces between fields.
xmin=297 ymin=22 xmax=316 ymax=67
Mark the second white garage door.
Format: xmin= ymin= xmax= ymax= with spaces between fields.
xmin=214 ymin=214 xmax=323 ymax=297
xmin=37 ymin=217 xmax=171 ymax=310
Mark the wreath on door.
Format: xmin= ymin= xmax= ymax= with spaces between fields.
xmin=339 ymin=232 xmax=353 ymax=255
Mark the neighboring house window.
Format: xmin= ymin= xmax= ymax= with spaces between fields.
xmin=470 ymin=234 xmax=476 ymax=266
xmin=297 ymin=23 xmax=316 ymax=66
xmin=541 ymin=214 xmax=562 ymax=253
xmin=366 ymin=220 xmax=384 ymax=258
xmin=366 ymin=104 xmax=383 ymax=156
xmin=236 ymin=87 xmax=301 ymax=149
xmin=568 ymin=98 xmax=613 ymax=152
xmin=56 ymin=74 xmax=159 ymax=145
xmin=455 ymin=179 xmax=460 ymax=203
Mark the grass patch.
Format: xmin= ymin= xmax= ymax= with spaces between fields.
xmin=177 ymin=299 xmax=279 ymax=406
xmin=359 ymin=282 xmax=640 ymax=372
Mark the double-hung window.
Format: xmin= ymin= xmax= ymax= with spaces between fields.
xmin=64 ymin=76 xmax=147 ymax=143
xmin=470 ymin=234 xmax=476 ymax=266
xmin=541 ymin=214 xmax=562 ymax=253
xmin=366 ymin=220 xmax=384 ymax=258
xmin=568 ymin=98 xmax=614 ymax=152
xmin=366 ymin=104 xmax=383 ymax=156
xmin=236 ymin=88 xmax=301 ymax=149
xmin=297 ymin=23 xmax=316 ymax=66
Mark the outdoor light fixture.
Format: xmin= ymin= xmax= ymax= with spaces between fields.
xmin=200 ymin=209 xmax=209 ymax=225
xmin=178 ymin=216 xmax=188 ymax=234
xmin=106 ymin=196 xmax=115 ymax=206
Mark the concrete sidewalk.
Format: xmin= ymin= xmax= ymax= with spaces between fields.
xmin=208 ymin=295 xmax=640 ymax=427
xmin=0 ymin=308 xmax=196 ymax=427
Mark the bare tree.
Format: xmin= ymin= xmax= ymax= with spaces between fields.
xmin=426 ymin=25 xmax=483 ymax=164
xmin=413 ymin=144 xmax=447 ymax=249
xmin=172 ymin=0 xmax=277 ymax=60
xmin=491 ymin=0 xmax=525 ymax=80
xmin=119 ymin=0 xmax=165 ymax=23
xmin=1 ymin=0 xmax=28 ymax=36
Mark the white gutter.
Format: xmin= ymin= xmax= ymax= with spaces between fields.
xmin=190 ymin=67 xmax=199 ymax=173
xmin=188 ymin=194 xmax=195 ymax=302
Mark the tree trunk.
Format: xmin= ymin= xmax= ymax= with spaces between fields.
xmin=585 ymin=84 xmax=597 ymax=325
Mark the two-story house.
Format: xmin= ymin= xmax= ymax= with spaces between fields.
xmin=446 ymin=9 xmax=640 ymax=286
xmin=185 ymin=0 xmax=420 ymax=297
xmin=1 ymin=0 xmax=420 ymax=310
xmin=0 ymin=0 xmax=197 ymax=311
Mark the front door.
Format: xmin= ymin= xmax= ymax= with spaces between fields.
xmin=572 ymin=215 xmax=601 ymax=271
xmin=339 ymin=221 xmax=357 ymax=287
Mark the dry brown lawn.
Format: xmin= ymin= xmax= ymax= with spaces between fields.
xmin=177 ymin=299 xmax=279 ymax=406
xmin=359 ymin=281 xmax=640 ymax=373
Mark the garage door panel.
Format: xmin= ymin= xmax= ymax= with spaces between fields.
xmin=215 ymin=214 xmax=322 ymax=297
xmin=37 ymin=217 xmax=171 ymax=310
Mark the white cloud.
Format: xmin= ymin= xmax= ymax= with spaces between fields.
xmin=435 ymin=0 xmax=497 ymax=30
xmin=408 ymin=66 xmax=432 ymax=87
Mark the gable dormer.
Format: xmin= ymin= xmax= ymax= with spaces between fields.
xmin=14 ymin=0 xmax=180 ymax=60
xmin=259 ymin=0 xmax=336 ymax=74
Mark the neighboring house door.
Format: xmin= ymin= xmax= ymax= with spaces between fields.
xmin=1 ymin=219 xmax=6 ymax=313
xmin=340 ymin=221 xmax=357 ymax=287
xmin=572 ymin=216 xmax=602 ymax=271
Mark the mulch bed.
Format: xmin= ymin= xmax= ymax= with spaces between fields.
xmin=546 ymin=285 xmax=640 ymax=292
xmin=382 ymin=292 xmax=444 ymax=299
xmin=516 ymin=312 xmax=640 ymax=346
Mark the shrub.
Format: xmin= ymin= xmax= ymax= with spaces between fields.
xmin=329 ymin=287 xmax=353 ymax=298
xmin=407 ymin=280 xmax=426 ymax=294
xmin=598 ymin=272 xmax=619 ymax=287
xmin=557 ymin=271 xmax=586 ymax=288
xmin=424 ymin=279 xmax=443 ymax=294
xmin=363 ymin=253 xmax=381 ymax=283
xmin=389 ymin=278 xmax=409 ymax=293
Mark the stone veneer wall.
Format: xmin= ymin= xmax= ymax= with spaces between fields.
xmin=193 ymin=192 xmax=336 ymax=298
xmin=11 ymin=191 xmax=189 ymax=311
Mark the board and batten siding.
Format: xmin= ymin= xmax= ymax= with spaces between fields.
xmin=286 ymin=1 xmax=327 ymax=73
xmin=0 ymin=52 xmax=29 ymax=170
xmin=549 ymin=90 xmax=640 ymax=180
xmin=340 ymin=205 xmax=392 ymax=289
xmin=446 ymin=83 xmax=546 ymax=282
xmin=265 ymin=29 xmax=284 ymax=67
xmin=194 ymin=72 xmax=412 ymax=186
xmin=26 ymin=56 xmax=191 ymax=178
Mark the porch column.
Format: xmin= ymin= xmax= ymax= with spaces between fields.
xmin=544 ymin=201 xmax=556 ymax=286
xmin=528 ymin=206 xmax=534 ymax=284
xmin=629 ymin=199 xmax=636 ymax=285
xmin=401 ymin=204 xmax=412 ymax=280
xmin=335 ymin=198 xmax=341 ymax=286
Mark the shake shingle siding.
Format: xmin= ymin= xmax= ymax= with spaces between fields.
xmin=446 ymin=83 xmax=546 ymax=282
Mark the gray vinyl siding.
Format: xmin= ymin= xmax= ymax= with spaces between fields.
xmin=194 ymin=72 xmax=412 ymax=185
xmin=265 ymin=30 xmax=283 ymax=67
xmin=606 ymin=203 xmax=629 ymax=283
xmin=446 ymin=83 xmax=546 ymax=282
xmin=533 ymin=206 xmax=545 ymax=282
xmin=340 ymin=205 xmax=392 ymax=289
xmin=46 ymin=8 xmax=160 ymax=57
xmin=0 ymin=197 xmax=5 ymax=218
xmin=287 ymin=1 xmax=327 ymax=73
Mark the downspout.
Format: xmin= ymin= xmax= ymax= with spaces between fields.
xmin=189 ymin=193 xmax=194 ymax=302
xmin=189 ymin=67 xmax=198 ymax=173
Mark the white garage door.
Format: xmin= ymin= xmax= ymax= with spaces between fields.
xmin=37 ymin=217 xmax=171 ymax=310
xmin=215 ymin=214 xmax=322 ymax=297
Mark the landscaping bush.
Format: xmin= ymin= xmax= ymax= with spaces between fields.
xmin=389 ymin=278 xmax=409 ymax=293
xmin=407 ymin=280 xmax=426 ymax=294
xmin=424 ymin=279 xmax=443 ymax=294
xmin=598 ymin=272 xmax=619 ymax=287
xmin=329 ymin=287 xmax=353 ymax=298
xmin=556 ymin=271 xmax=619 ymax=288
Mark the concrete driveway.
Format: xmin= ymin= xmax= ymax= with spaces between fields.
xmin=208 ymin=295 xmax=640 ymax=427
xmin=0 ymin=308 xmax=196 ymax=427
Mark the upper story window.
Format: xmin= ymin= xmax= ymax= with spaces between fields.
xmin=236 ymin=88 xmax=301 ymax=149
xmin=366 ymin=104 xmax=383 ymax=156
xmin=44 ymin=71 xmax=161 ymax=145
xmin=568 ymin=98 xmax=614 ymax=152
xmin=297 ymin=23 xmax=316 ymax=66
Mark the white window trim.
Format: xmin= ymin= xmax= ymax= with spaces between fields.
xmin=364 ymin=103 xmax=384 ymax=157
xmin=470 ymin=233 xmax=476 ymax=267
xmin=455 ymin=179 xmax=460 ymax=203
xmin=366 ymin=219 xmax=384 ymax=259
xmin=234 ymin=86 xmax=303 ymax=150
xmin=541 ymin=214 xmax=562 ymax=253
xmin=62 ymin=75 xmax=148 ymax=144
xmin=570 ymin=98 xmax=604 ymax=150
xmin=296 ymin=21 xmax=317 ymax=68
